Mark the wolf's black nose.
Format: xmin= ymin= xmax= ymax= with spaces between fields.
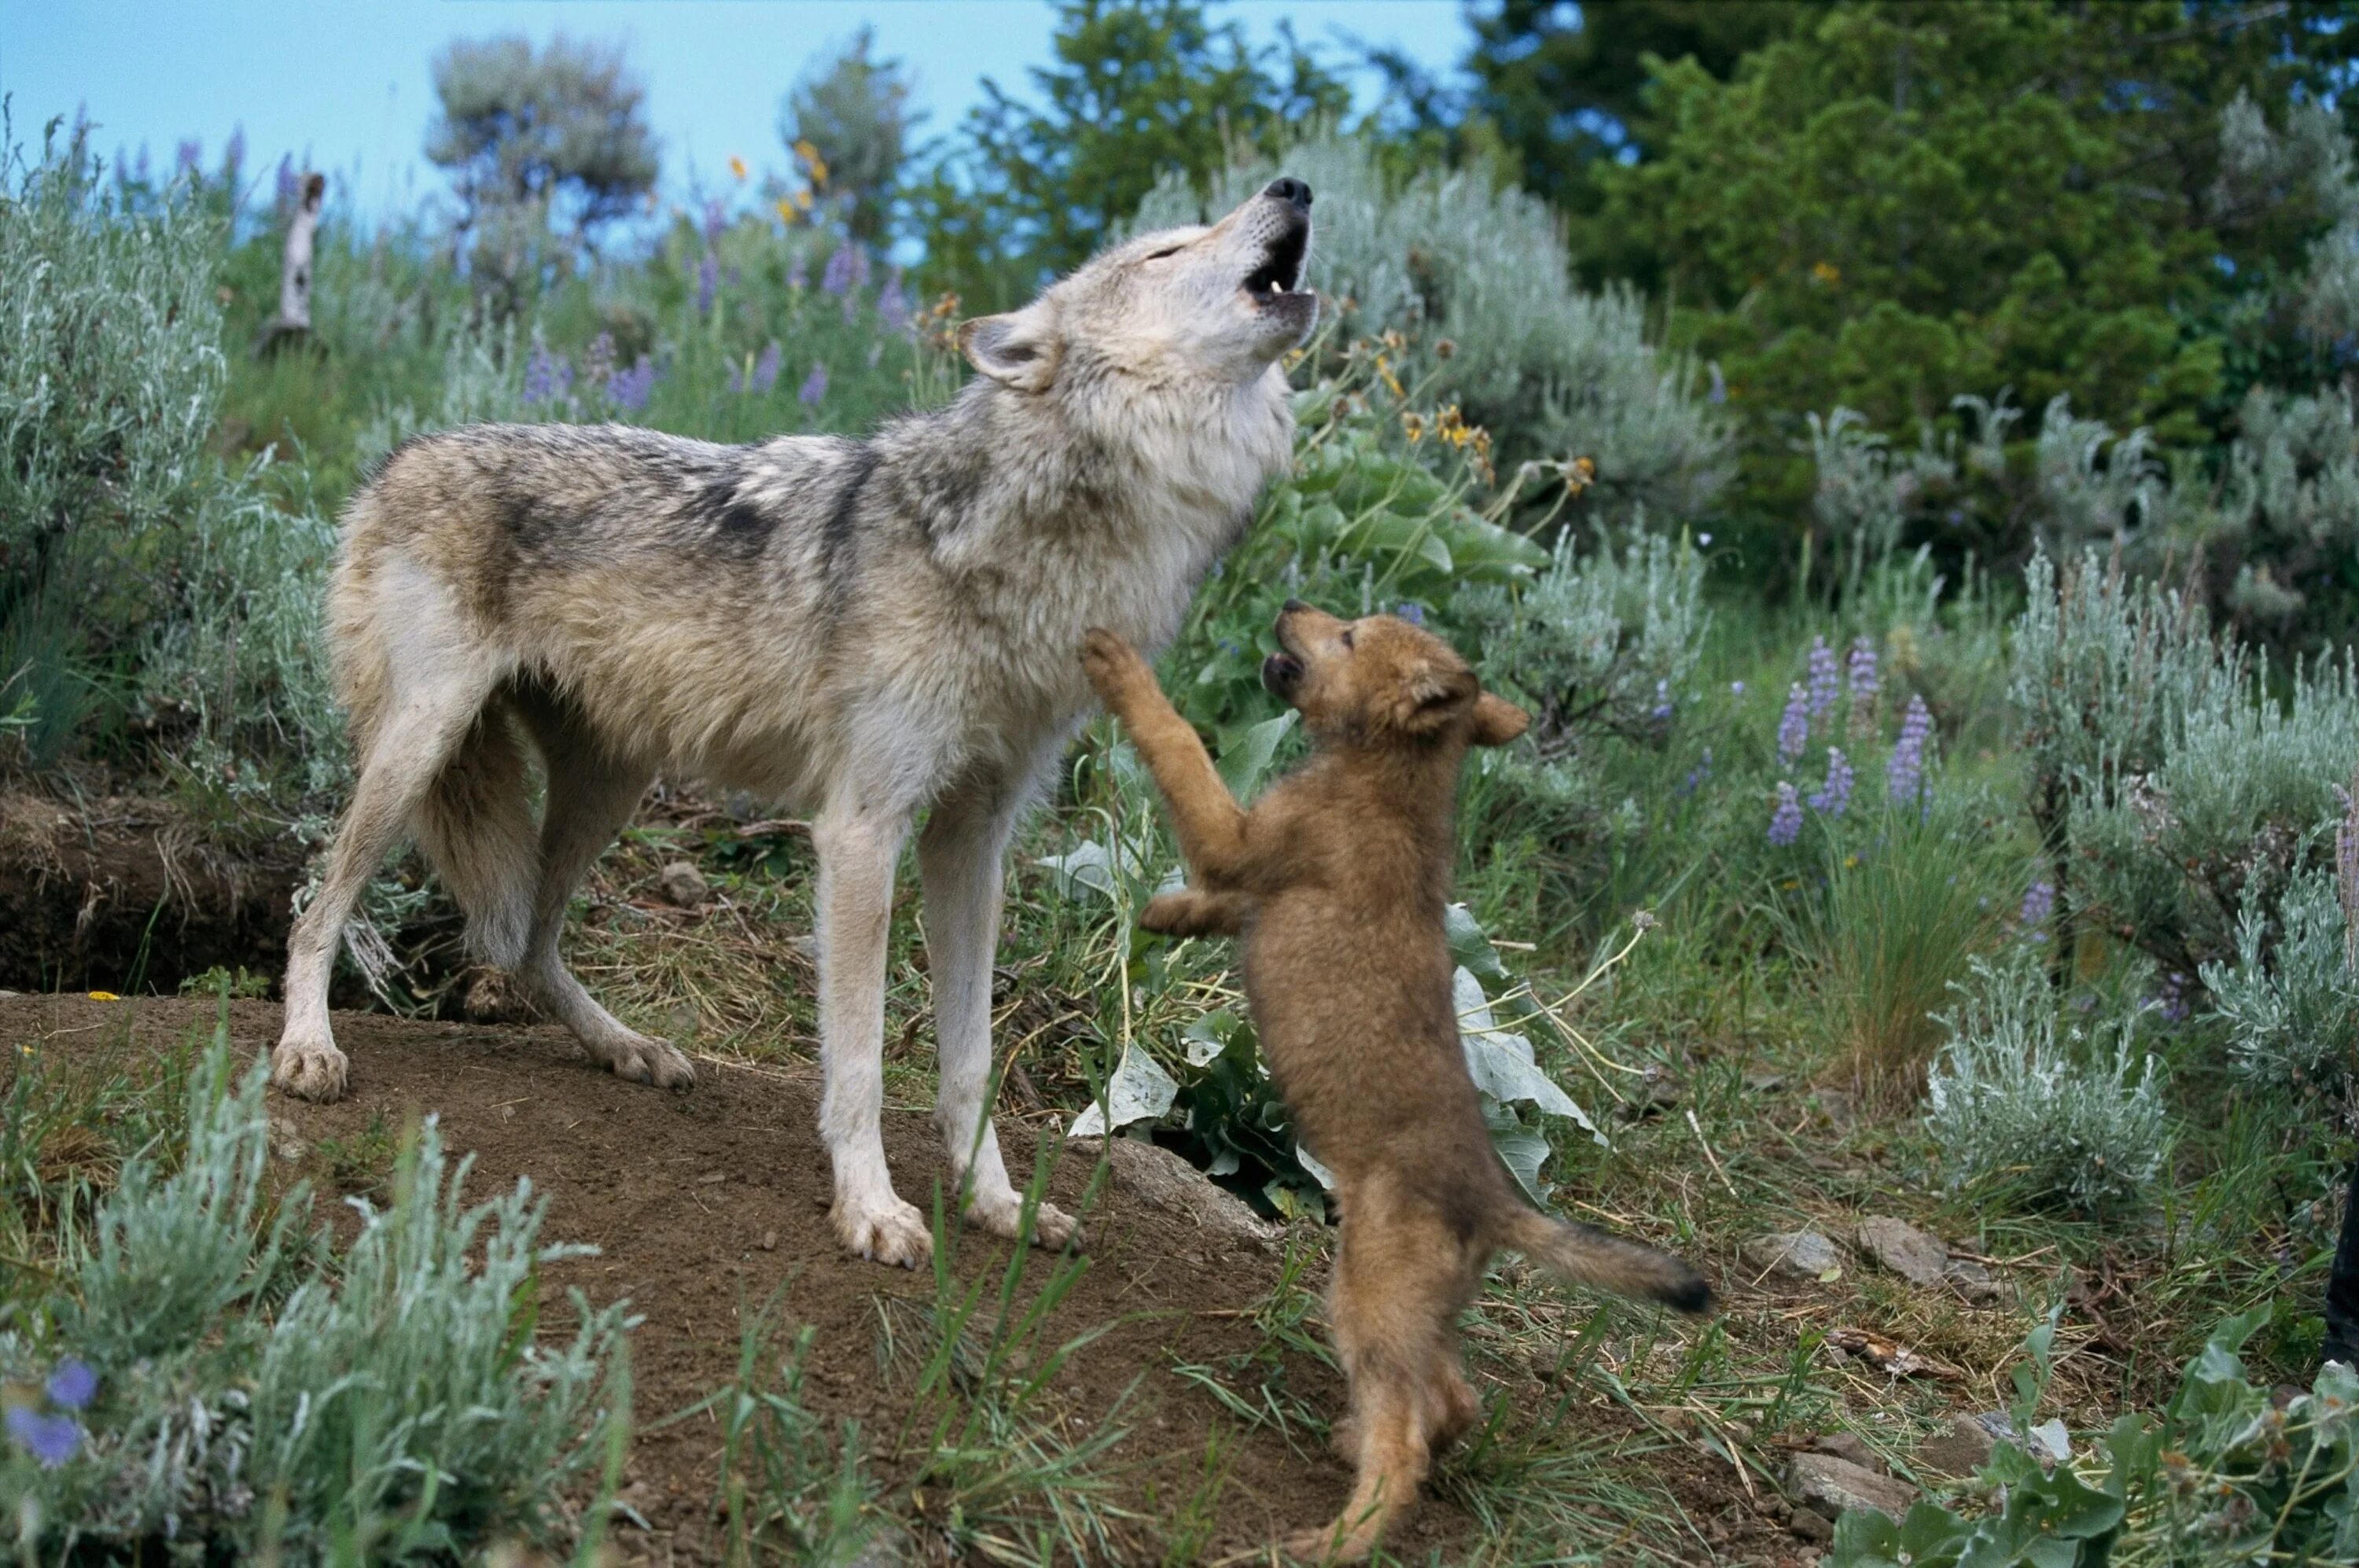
xmin=1264 ymin=177 xmax=1312 ymax=212
xmin=1283 ymin=598 xmax=1309 ymax=613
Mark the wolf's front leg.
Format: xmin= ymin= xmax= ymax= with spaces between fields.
xmin=919 ymin=785 xmax=1078 ymax=1249
xmin=1079 ymin=628 xmax=1249 ymax=882
xmin=812 ymin=802 xmax=930 ymax=1268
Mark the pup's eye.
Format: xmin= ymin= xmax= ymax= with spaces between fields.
xmin=1145 ymin=245 xmax=1182 ymax=260
xmin=1340 ymin=628 xmax=1356 ymax=650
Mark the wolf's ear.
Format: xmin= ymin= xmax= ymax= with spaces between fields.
xmin=1394 ymin=664 xmax=1478 ymax=737
xmin=1470 ymin=692 xmax=1530 ymax=747
xmin=959 ymin=300 xmax=1063 ymax=393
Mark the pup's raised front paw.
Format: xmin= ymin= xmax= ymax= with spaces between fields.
xmin=1080 ymin=626 xmax=1146 ymax=700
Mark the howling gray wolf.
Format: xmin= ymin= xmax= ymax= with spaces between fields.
xmin=1081 ymin=606 xmax=1712 ymax=1562
xmin=275 ymin=179 xmax=1320 ymax=1268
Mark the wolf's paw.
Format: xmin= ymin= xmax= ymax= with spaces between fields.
xmin=271 ymin=1032 xmax=351 ymax=1102
xmin=966 ymin=1185 xmax=1081 ymax=1250
xmin=1080 ymin=627 xmax=1145 ymax=700
xmin=834 ymin=1194 xmax=933 ymax=1268
xmin=598 ymin=1032 xmax=697 ymax=1091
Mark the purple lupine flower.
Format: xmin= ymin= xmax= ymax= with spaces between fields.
xmin=1651 ymin=679 xmax=1674 ymax=721
xmin=522 ymin=344 xmax=571 ymax=406
xmin=701 ymin=198 xmax=727 ymax=247
xmin=6 ymin=1405 xmax=79 ymax=1468
xmin=134 ymin=143 xmax=152 ymax=186
xmin=751 ymin=340 xmax=782 ymax=395
xmin=2156 ymin=970 xmax=2190 ymax=1024
xmin=821 ymin=241 xmax=868 ymax=298
xmin=275 ymin=154 xmax=299 ymax=207
xmin=46 ymin=1360 xmax=96 ymax=1412
xmin=175 ymin=138 xmax=202 ymax=177
xmin=1708 ymin=363 xmax=1728 ymax=404
xmin=878 ymin=267 xmax=911 ymax=333
xmin=726 ymin=361 xmax=744 ymax=395
xmin=1808 ymin=747 xmax=1853 ymax=816
xmin=1768 ymin=782 xmax=1803 ymax=846
xmin=1679 ymin=747 xmax=1713 ymax=797
xmin=1846 ymin=635 xmax=1879 ymax=730
xmin=798 ymin=362 xmax=830 ymax=408
xmin=1886 ymin=694 xmax=1932 ymax=807
xmin=1776 ymin=683 xmax=1809 ymax=766
xmin=1730 ymin=680 xmax=1746 ymax=696
xmin=582 ymin=332 xmax=616 ymax=390
xmin=2019 ymin=880 xmax=2055 ymax=935
xmin=696 ymin=254 xmax=719 ymax=315
xmin=787 ymin=253 xmax=808 ymax=290
xmin=606 ymin=356 xmax=657 ymax=411
xmin=223 ymin=125 xmax=246 ymax=175
xmin=1395 ymin=602 xmax=1426 ymax=627
xmin=1805 ymin=636 xmax=1839 ymax=727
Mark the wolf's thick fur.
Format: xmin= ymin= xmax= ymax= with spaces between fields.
xmin=1081 ymin=607 xmax=1712 ymax=1562
xmin=276 ymin=182 xmax=1319 ymax=1268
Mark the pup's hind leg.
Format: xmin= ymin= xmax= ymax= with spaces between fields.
xmin=919 ymin=782 xmax=1076 ymax=1249
xmin=1290 ymin=1206 xmax=1459 ymax=1562
xmin=815 ymin=800 xmax=928 ymax=1268
xmin=511 ymin=712 xmax=690 ymax=1090
xmin=277 ymin=663 xmax=499 ymax=1100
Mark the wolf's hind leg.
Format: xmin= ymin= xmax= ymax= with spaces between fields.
xmin=508 ymin=716 xmax=686 ymax=1090
xmin=920 ymin=783 xmax=1077 ymax=1250
xmin=815 ymin=801 xmax=929 ymax=1268
xmin=277 ymin=664 xmax=499 ymax=1101
xmin=414 ymin=703 xmax=537 ymax=970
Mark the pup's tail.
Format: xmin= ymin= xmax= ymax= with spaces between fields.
xmin=1499 ymin=1207 xmax=1713 ymax=1315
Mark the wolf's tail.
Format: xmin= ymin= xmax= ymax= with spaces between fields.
xmin=1499 ymin=1207 xmax=1714 ymax=1315
xmin=413 ymin=705 xmax=538 ymax=970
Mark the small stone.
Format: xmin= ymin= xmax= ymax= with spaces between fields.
xmin=1858 ymin=1216 xmax=1949 ymax=1286
xmin=1915 ymin=1412 xmax=1997 ymax=1475
xmin=1812 ymin=1432 xmax=1881 ymax=1473
xmin=1787 ymin=1507 xmax=1834 ymax=1544
xmin=697 ymin=1171 xmax=727 ymax=1185
xmin=1945 ymin=1257 xmax=2004 ymax=1304
xmin=1743 ymin=1229 xmax=1842 ymax=1283
xmin=267 ymin=1116 xmax=307 ymax=1163
xmin=1787 ymin=1452 xmax=1917 ymax=1523
xmin=760 ymin=1229 xmax=778 ymax=1251
xmin=659 ymin=861 xmax=711 ymax=907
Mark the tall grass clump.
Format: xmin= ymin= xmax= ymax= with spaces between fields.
xmin=1133 ymin=131 xmax=1731 ymax=521
xmin=1923 ymin=951 xmax=2168 ymax=1216
xmin=1 ymin=1007 xmax=630 ymax=1559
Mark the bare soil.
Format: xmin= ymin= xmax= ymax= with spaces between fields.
xmin=2 ymin=993 xmax=1805 ymax=1565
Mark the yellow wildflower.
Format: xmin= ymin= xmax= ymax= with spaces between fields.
xmin=775 ymin=199 xmax=798 ymax=226
xmin=1811 ymin=259 xmax=1841 ymax=285
xmin=794 ymin=139 xmax=829 ymax=187
xmin=729 ymin=154 xmax=748 ymax=182
xmin=1400 ymin=410 xmax=1426 ymax=444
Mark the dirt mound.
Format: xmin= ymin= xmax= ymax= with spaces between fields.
xmin=2 ymin=995 xmax=1792 ymax=1564
xmin=0 ymin=792 xmax=305 ymax=992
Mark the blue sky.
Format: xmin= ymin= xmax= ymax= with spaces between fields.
xmin=6 ymin=2 xmax=1474 ymax=222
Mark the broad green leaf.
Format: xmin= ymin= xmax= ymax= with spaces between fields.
xmin=1216 ymin=709 xmax=1299 ymax=801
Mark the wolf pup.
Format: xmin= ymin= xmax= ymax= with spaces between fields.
xmin=274 ymin=179 xmax=1321 ymax=1269
xmin=1081 ymin=605 xmax=1712 ymax=1562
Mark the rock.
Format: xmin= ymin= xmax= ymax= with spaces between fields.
xmin=1787 ymin=1507 xmax=1834 ymax=1544
xmin=1945 ymin=1257 xmax=2004 ymax=1304
xmin=1812 ymin=1432 xmax=1882 ymax=1473
xmin=267 ymin=1116 xmax=307 ymax=1163
xmin=1743 ymin=1229 xmax=1842 ymax=1283
xmin=1078 ymin=1137 xmax=1283 ymax=1250
xmin=1858 ymin=1216 xmax=1949 ymax=1286
xmin=1915 ymin=1412 xmax=1997 ymax=1475
xmin=1787 ymin=1452 xmax=1918 ymax=1524
xmin=760 ymin=1228 xmax=778 ymax=1252
xmin=658 ymin=861 xmax=711 ymax=907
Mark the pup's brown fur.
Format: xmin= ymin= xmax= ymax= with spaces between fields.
xmin=1082 ymin=604 xmax=1712 ymax=1562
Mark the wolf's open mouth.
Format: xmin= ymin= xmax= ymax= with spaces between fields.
xmin=1243 ymin=220 xmax=1308 ymax=304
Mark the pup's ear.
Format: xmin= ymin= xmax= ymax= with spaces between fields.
xmin=1395 ymin=664 xmax=1478 ymax=737
xmin=1470 ymin=692 xmax=1530 ymax=747
xmin=959 ymin=300 xmax=1063 ymax=392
